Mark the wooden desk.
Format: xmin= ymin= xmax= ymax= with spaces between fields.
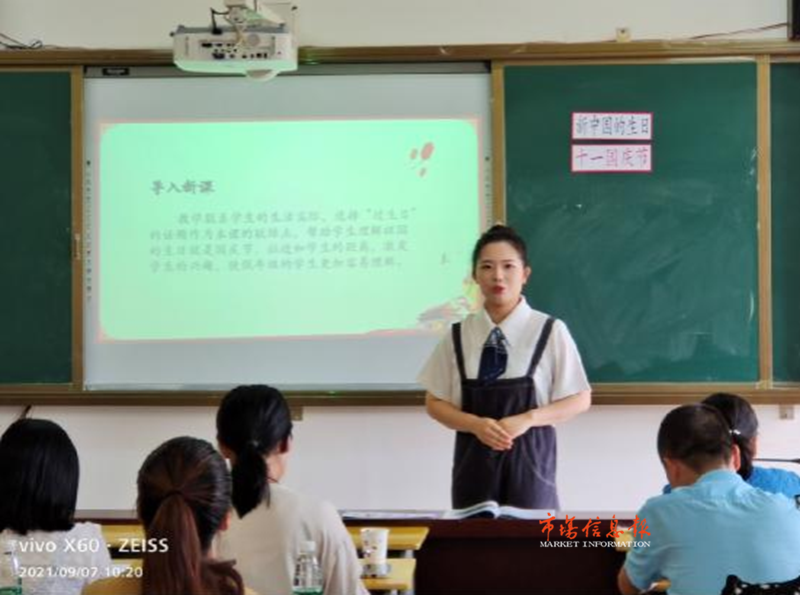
xmin=361 ymin=558 xmax=415 ymax=594
xmin=89 ymin=510 xmax=632 ymax=594
xmin=615 ymin=529 xmax=670 ymax=593
xmin=80 ymin=509 xmax=137 ymax=523
xmin=101 ymin=524 xmax=427 ymax=552
xmin=97 ymin=519 xmax=417 ymax=593
xmin=84 ymin=561 xmax=260 ymax=595
xmin=349 ymin=526 xmax=429 ymax=557
xmin=102 ymin=524 xmax=144 ymax=551
xmin=86 ymin=558 xmax=412 ymax=595
xmin=614 ymin=527 xmax=634 ymax=551
xmin=347 ymin=515 xmax=632 ymax=595
xmin=82 ymin=561 xmax=141 ymax=595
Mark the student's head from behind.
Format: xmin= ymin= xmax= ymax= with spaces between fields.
xmin=0 ymin=418 xmax=79 ymax=534
xmin=137 ymin=436 xmax=242 ymax=595
xmin=471 ymin=225 xmax=531 ymax=311
xmin=657 ymin=404 xmax=740 ymax=488
xmin=702 ymin=392 xmax=758 ymax=480
xmin=216 ymin=384 xmax=293 ymax=518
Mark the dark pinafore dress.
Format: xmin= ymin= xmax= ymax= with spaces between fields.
xmin=451 ymin=317 xmax=559 ymax=510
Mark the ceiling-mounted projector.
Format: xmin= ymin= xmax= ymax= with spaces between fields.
xmin=172 ymin=0 xmax=297 ymax=80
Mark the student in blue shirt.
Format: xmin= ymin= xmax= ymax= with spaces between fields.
xmin=663 ymin=393 xmax=800 ymax=498
xmin=618 ymin=404 xmax=800 ymax=595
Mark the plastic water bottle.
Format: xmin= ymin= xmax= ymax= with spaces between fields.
xmin=292 ymin=540 xmax=323 ymax=595
xmin=0 ymin=538 xmax=22 ymax=595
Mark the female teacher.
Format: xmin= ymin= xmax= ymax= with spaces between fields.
xmin=418 ymin=225 xmax=591 ymax=509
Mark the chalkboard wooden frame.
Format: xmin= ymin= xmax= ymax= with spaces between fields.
xmin=770 ymin=57 xmax=800 ymax=385
xmin=1 ymin=45 xmax=800 ymax=404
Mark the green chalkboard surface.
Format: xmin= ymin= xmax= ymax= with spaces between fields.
xmin=772 ymin=63 xmax=800 ymax=382
xmin=505 ymin=63 xmax=758 ymax=382
xmin=0 ymin=71 xmax=73 ymax=384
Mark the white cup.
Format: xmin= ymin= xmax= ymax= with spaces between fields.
xmin=361 ymin=527 xmax=389 ymax=565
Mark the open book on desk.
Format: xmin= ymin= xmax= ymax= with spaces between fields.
xmin=443 ymin=501 xmax=556 ymax=520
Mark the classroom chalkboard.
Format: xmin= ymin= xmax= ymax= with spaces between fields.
xmin=504 ymin=63 xmax=759 ymax=382
xmin=771 ymin=62 xmax=800 ymax=382
xmin=0 ymin=71 xmax=73 ymax=384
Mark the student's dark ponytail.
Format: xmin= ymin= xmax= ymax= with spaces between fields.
xmin=142 ymin=493 xmax=205 ymax=595
xmin=230 ymin=441 xmax=268 ymax=518
xmin=217 ymin=385 xmax=293 ymax=518
xmin=702 ymin=393 xmax=759 ymax=480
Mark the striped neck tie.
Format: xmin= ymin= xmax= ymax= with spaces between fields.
xmin=478 ymin=327 xmax=508 ymax=383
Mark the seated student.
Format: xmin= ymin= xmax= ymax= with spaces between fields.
xmin=663 ymin=393 xmax=800 ymax=498
xmin=704 ymin=392 xmax=800 ymax=497
xmin=0 ymin=418 xmax=112 ymax=595
xmin=84 ymin=436 xmax=246 ymax=595
xmin=215 ymin=384 xmax=368 ymax=595
xmin=618 ymin=404 xmax=800 ymax=595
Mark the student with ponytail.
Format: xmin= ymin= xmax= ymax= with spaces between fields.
xmin=215 ymin=384 xmax=368 ymax=595
xmin=618 ymin=404 xmax=800 ymax=595
xmin=661 ymin=393 xmax=800 ymax=498
xmin=85 ymin=436 xmax=246 ymax=595
xmin=138 ymin=436 xmax=244 ymax=595
xmin=703 ymin=392 xmax=800 ymax=497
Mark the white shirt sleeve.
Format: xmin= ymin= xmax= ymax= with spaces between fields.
xmin=546 ymin=319 xmax=591 ymax=402
xmin=417 ymin=329 xmax=462 ymax=407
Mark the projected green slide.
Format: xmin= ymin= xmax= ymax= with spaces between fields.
xmin=99 ymin=119 xmax=482 ymax=341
